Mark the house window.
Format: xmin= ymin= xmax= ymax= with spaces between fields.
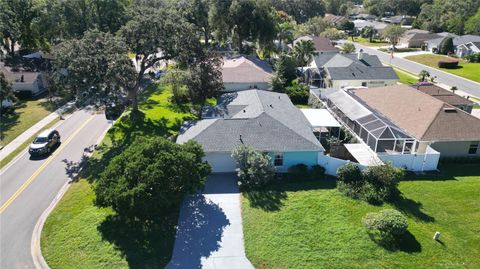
xmin=468 ymin=142 xmax=479 ymax=154
xmin=274 ymin=152 xmax=284 ymax=166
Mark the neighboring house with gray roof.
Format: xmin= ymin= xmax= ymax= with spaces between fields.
xmin=177 ymin=90 xmax=324 ymax=173
xmin=221 ymin=56 xmax=273 ymax=92
xmin=293 ymin=36 xmax=339 ymax=53
xmin=0 ymin=65 xmax=46 ymax=97
xmin=456 ymin=41 xmax=480 ymax=58
xmin=353 ymin=19 xmax=388 ymax=35
xmin=425 ymin=34 xmax=480 ymax=56
xmin=305 ymin=50 xmax=398 ymax=89
xmin=399 ymin=32 xmax=442 ymax=48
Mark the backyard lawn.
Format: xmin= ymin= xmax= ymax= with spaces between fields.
xmin=353 ymin=37 xmax=389 ymax=47
xmin=405 ymin=54 xmax=480 ymax=83
xmin=41 ymin=84 xmax=195 ymax=269
xmin=242 ymin=164 xmax=480 ymax=269
xmin=0 ymin=99 xmax=54 ymax=146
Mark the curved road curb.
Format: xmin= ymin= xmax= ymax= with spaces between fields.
xmin=30 ymin=124 xmax=111 ymax=269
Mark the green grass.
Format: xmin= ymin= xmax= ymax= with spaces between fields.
xmin=394 ymin=68 xmax=418 ymax=85
xmin=42 ymin=84 xmax=194 ymax=269
xmin=242 ymin=164 xmax=480 ymax=269
xmin=0 ymin=117 xmax=60 ymax=168
xmin=1 ymin=99 xmax=55 ymax=146
xmin=353 ymin=37 xmax=389 ymax=47
xmin=405 ymin=54 xmax=480 ymax=83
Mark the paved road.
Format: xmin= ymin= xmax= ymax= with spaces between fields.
xmin=0 ymin=109 xmax=110 ymax=269
xmin=349 ymin=42 xmax=480 ymax=98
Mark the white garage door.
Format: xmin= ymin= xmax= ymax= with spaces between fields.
xmin=204 ymin=153 xmax=237 ymax=173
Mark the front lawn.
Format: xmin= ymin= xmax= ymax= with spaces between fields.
xmin=394 ymin=68 xmax=418 ymax=85
xmin=41 ymin=84 xmax=195 ymax=269
xmin=1 ymin=99 xmax=55 ymax=146
xmin=353 ymin=37 xmax=389 ymax=47
xmin=405 ymin=54 xmax=480 ymax=83
xmin=242 ymin=164 xmax=480 ymax=268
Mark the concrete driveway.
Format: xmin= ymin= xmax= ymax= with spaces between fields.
xmin=166 ymin=174 xmax=254 ymax=269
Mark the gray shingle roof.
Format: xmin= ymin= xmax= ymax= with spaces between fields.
xmin=177 ymin=90 xmax=324 ymax=152
xmin=327 ymin=64 xmax=399 ymax=80
xmin=313 ymin=53 xmax=398 ymax=81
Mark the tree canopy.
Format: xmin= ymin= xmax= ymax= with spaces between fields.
xmin=54 ymin=29 xmax=136 ymax=107
xmin=94 ymin=137 xmax=211 ymax=221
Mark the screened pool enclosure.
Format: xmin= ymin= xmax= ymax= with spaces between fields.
xmin=325 ymin=90 xmax=416 ymax=154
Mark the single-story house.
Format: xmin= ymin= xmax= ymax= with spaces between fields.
xmin=353 ymin=19 xmax=388 ymax=35
xmin=324 ymin=14 xmax=347 ymax=25
xmin=410 ymin=83 xmax=476 ymax=114
xmin=350 ymin=14 xmax=377 ymax=21
xmin=293 ymin=36 xmax=339 ymax=54
xmin=0 ymin=65 xmax=46 ymax=97
xmin=177 ymin=90 xmax=325 ymax=173
xmin=425 ymin=34 xmax=480 ymax=56
xmin=399 ymin=32 xmax=442 ymax=48
xmin=339 ymin=85 xmax=480 ymax=158
xmin=456 ymin=41 xmax=480 ymax=58
xmin=381 ymin=15 xmax=414 ymax=26
xmin=305 ymin=50 xmax=399 ymax=89
xmin=221 ymin=56 xmax=273 ymax=92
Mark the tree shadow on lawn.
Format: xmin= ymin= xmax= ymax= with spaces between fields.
xmin=98 ymin=195 xmax=230 ymax=269
xmin=97 ymin=213 xmax=178 ymax=269
xmin=369 ymin=231 xmax=422 ymax=253
xmin=390 ymin=193 xmax=435 ymax=222
xmin=244 ymin=177 xmax=337 ymax=212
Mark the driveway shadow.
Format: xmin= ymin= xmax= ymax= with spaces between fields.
xmin=166 ymin=195 xmax=230 ymax=269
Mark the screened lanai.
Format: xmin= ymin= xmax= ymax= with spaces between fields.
xmin=324 ymin=89 xmax=416 ymax=154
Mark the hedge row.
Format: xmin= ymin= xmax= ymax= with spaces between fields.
xmin=437 ymin=60 xmax=459 ymax=69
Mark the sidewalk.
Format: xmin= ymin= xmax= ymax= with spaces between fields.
xmin=0 ymin=102 xmax=74 ymax=162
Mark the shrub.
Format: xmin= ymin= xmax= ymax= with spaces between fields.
xmin=363 ymin=163 xmax=405 ymax=199
xmin=310 ymin=165 xmax=326 ymax=179
xmin=438 ymin=60 xmax=459 ymax=69
xmin=337 ymin=163 xmax=363 ymax=186
xmin=336 ymin=163 xmax=404 ymax=204
xmin=363 ymin=209 xmax=408 ymax=246
xmin=285 ymin=79 xmax=309 ymax=104
xmin=288 ymin=164 xmax=309 ymax=179
xmin=231 ymin=145 xmax=275 ymax=189
xmin=465 ymin=53 xmax=480 ymax=63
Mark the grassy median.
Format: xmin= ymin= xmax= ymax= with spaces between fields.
xmin=242 ymin=164 xmax=480 ymax=268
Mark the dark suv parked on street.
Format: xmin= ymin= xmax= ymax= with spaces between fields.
xmin=28 ymin=129 xmax=61 ymax=156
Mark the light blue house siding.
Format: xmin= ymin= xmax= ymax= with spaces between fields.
xmin=268 ymin=151 xmax=321 ymax=172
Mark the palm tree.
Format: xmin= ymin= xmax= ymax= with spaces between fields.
xmin=450 ymin=86 xmax=458 ymax=94
xmin=362 ymin=26 xmax=377 ymax=43
xmin=292 ymin=40 xmax=318 ymax=69
xmin=419 ymin=70 xmax=430 ymax=82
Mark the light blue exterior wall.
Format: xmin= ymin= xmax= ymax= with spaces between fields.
xmin=268 ymin=151 xmax=320 ymax=172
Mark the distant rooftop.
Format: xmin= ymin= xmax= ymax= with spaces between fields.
xmin=221 ymin=56 xmax=273 ymax=84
